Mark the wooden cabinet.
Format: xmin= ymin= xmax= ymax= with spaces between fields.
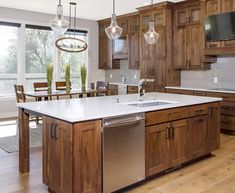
xmin=174 ymin=1 xmax=208 ymax=69
xmin=108 ymin=84 xmax=118 ymax=95
xmin=189 ymin=115 xmax=207 ymax=159
xmin=43 ymin=117 xmax=102 ymax=193
xmin=127 ymin=85 xmax=138 ymax=94
xmin=43 ymin=117 xmax=73 ymax=193
xmin=146 ymin=102 xmax=220 ymax=177
xmin=138 ymin=2 xmax=180 ymax=91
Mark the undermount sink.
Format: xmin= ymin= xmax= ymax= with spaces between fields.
xmin=126 ymin=100 xmax=178 ymax=107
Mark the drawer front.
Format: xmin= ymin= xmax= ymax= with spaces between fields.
xmin=127 ymin=86 xmax=138 ymax=94
xmin=221 ymin=115 xmax=235 ymax=131
xmin=146 ymin=107 xmax=189 ymax=126
xmin=221 ymin=104 xmax=235 ymax=116
xmin=206 ymin=92 xmax=235 ymax=102
xmin=190 ymin=104 xmax=208 ymax=117
xmin=194 ymin=91 xmax=206 ymax=96
xmin=166 ymin=89 xmax=194 ymax=95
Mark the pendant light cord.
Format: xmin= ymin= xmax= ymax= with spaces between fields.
xmin=59 ymin=0 xmax=61 ymax=6
xmin=113 ymin=0 xmax=115 ymax=15
xmin=69 ymin=3 xmax=72 ymax=37
xmin=74 ymin=3 xmax=77 ymax=38
xmin=151 ymin=0 xmax=153 ymax=5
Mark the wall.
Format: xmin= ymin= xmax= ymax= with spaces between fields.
xmin=105 ymin=60 xmax=140 ymax=84
xmin=0 ymin=6 xmax=104 ymax=119
xmin=181 ymin=56 xmax=235 ymax=89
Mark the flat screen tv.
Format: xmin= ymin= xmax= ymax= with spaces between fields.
xmin=205 ymin=12 xmax=235 ymax=42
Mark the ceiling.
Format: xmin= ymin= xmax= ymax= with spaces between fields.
xmin=0 ymin=0 xmax=184 ymax=21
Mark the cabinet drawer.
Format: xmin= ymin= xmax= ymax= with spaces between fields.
xmin=221 ymin=115 xmax=235 ymax=131
xmin=190 ymin=104 xmax=208 ymax=117
xmin=221 ymin=103 xmax=235 ymax=116
xmin=127 ymin=86 xmax=138 ymax=94
xmin=206 ymin=92 xmax=235 ymax=102
xmin=166 ymin=89 xmax=194 ymax=95
xmin=146 ymin=107 xmax=189 ymax=126
xmin=194 ymin=91 xmax=206 ymax=96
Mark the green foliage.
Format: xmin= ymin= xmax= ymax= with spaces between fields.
xmin=80 ymin=64 xmax=87 ymax=87
xmin=65 ymin=63 xmax=70 ymax=92
xmin=47 ymin=63 xmax=53 ymax=91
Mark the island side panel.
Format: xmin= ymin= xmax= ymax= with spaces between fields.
xmin=19 ymin=108 xmax=30 ymax=173
xmin=74 ymin=120 xmax=102 ymax=193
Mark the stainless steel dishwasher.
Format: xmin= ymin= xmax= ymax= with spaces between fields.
xmin=102 ymin=113 xmax=145 ymax=193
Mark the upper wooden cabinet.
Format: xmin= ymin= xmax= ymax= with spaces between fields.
xmin=98 ymin=13 xmax=140 ymax=70
xmin=138 ymin=2 xmax=180 ymax=91
xmin=202 ymin=0 xmax=235 ymax=55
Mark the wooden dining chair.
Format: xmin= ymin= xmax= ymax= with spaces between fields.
xmin=33 ymin=82 xmax=51 ymax=100
xmin=96 ymin=81 xmax=109 ymax=96
xmin=14 ymin=85 xmax=26 ymax=103
xmin=55 ymin=81 xmax=72 ymax=99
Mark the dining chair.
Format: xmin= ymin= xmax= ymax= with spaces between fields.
xmin=14 ymin=84 xmax=40 ymax=123
xmin=96 ymin=81 xmax=109 ymax=96
xmin=55 ymin=81 xmax=72 ymax=99
xmin=14 ymin=85 xmax=26 ymax=103
xmin=33 ymin=82 xmax=51 ymax=100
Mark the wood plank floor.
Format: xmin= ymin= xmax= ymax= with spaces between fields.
xmin=0 ymin=134 xmax=234 ymax=193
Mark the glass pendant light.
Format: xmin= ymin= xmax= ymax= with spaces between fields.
xmin=105 ymin=0 xmax=123 ymax=40
xmin=144 ymin=0 xmax=160 ymax=45
xmin=49 ymin=0 xmax=69 ymax=35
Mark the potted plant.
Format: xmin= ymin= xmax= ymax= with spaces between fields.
xmin=47 ymin=63 xmax=53 ymax=94
xmin=80 ymin=64 xmax=87 ymax=91
xmin=65 ymin=63 xmax=71 ymax=94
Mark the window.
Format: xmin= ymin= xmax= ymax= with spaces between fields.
xmin=60 ymin=30 xmax=88 ymax=89
xmin=0 ymin=22 xmax=20 ymax=96
xmin=25 ymin=25 xmax=54 ymax=91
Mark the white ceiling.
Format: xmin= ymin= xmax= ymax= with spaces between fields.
xmin=0 ymin=0 xmax=184 ymax=21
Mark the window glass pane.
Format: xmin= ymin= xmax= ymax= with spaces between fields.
xmin=0 ymin=26 xmax=18 ymax=74
xmin=25 ymin=78 xmax=47 ymax=91
xmin=25 ymin=28 xmax=54 ymax=73
xmin=60 ymin=33 xmax=88 ymax=89
xmin=0 ymin=79 xmax=17 ymax=96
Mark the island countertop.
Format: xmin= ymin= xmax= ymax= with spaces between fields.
xmin=17 ymin=92 xmax=222 ymax=123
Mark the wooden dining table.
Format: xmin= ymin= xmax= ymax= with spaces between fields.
xmin=24 ymin=89 xmax=98 ymax=99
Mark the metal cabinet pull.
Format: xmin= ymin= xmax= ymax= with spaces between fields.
xmin=50 ymin=123 xmax=58 ymax=140
xmin=166 ymin=127 xmax=170 ymax=139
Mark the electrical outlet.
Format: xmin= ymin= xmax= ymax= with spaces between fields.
xmin=134 ymin=74 xmax=137 ymax=79
xmin=214 ymin=77 xmax=218 ymax=83
xmin=110 ymin=74 xmax=113 ymax=79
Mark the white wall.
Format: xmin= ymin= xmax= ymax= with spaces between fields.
xmin=0 ymin=6 xmax=105 ymax=119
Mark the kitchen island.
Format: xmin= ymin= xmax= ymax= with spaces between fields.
xmin=17 ymin=92 xmax=222 ymax=193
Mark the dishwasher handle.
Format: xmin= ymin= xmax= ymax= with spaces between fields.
xmin=103 ymin=114 xmax=145 ymax=128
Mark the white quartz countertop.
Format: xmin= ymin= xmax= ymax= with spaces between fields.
xmin=17 ymin=92 xmax=222 ymax=123
xmin=109 ymin=82 xmax=139 ymax=86
xmin=166 ymin=86 xmax=235 ymax=94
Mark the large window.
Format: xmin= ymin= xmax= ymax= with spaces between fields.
xmin=0 ymin=22 xmax=19 ymax=96
xmin=25 ymin=25 xmax=54 ymax=91
xmin=60 ymin=30 xmax=88 ymax=89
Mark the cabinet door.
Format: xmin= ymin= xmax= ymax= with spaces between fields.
xmin=207 ymin=103 xmax=220 ymax=152
xmin=189 ymin=6 xmax=201 ymax=24
xmin=174 ymin=27 xmax=187 ymax=69
xmin=129 ymin=32 xmax=140 ymax=69
xmin=154 ymin=10 xmax=165 ymax=27
xmin=175 ymin=8 xmax=188 ymax=27
xmin=189 ymin=115 xmax=207 ymax=159
xmin=99 ymin=36 xmax=112 ymax=69
xmin=140 ymin=13 xmax=152 ymax=31
xmin=146 ymin=123 xmax=168 ymax=177
xmin=44 ymin=117 xmax=73 ymax=193
xmin=188 ymin=24 xmax=202 ymax=69
xmin=74 ymin=121 xmax=102 ymax=193
xmin=129 ymin=16 xmax=139 ymax=33
xmin=221 ymin=0 xmax=235 ymax=13
xmin=119 ymin=18 xmax=128 ymax=36
xmin=168 ymin=119 xmax=188 ymax=168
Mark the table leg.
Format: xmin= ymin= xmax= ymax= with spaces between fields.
xmin=19 ymin=108 xmax=30 ymax=173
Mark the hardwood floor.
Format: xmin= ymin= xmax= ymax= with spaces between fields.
xmin=0 ymin=134 xmax=234 ymax=193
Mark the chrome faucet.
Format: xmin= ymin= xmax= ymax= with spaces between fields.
xmin=138 ymin=79 xmax=155 ymax=101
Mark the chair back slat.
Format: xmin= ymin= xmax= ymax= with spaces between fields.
xmin=14 ymin=85 xmax=26 ymax=103
xmin=34 ymin=82 xmax=48 ymax=92
xmin=55 ymin=81 xmax=71 ymax=90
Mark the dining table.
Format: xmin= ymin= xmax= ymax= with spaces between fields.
xmin=24 ymin=89 xmax=98 ymax=99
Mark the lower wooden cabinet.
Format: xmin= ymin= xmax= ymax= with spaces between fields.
xmin=43 ymin=117 xmax=102 ymax=193
xmin=145 ymin=103 xmax=220 ymax=177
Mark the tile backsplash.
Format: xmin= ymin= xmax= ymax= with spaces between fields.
xmin=105 ymin=60 xmax=140 ymax=84
xmin=181 ymin=57 xmax=235 ymax=89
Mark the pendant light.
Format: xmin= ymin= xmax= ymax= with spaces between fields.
xmin=105 ymin=0 xmax=123 ymax=40
xmin=49 ymin=0 xmax=70 ymax=35
xmin=55 ymin=2 xmax=88 ymax=53
xmin=144 ymin=0 xmax=160 ymax=45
